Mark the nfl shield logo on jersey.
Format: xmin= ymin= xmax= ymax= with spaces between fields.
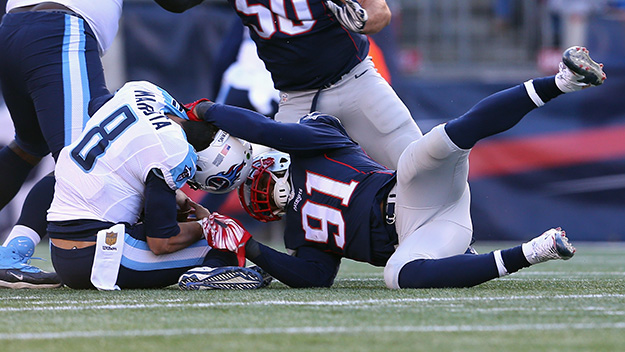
xmin=105 ymin=232 xmax=117 ymax=246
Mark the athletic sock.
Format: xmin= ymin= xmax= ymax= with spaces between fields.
xmin=499 ymin=245 xmax=531 ymax=274
xmin=444 ymin=84 xmax=538 ymax=149
xmin=444 ymin=76 xmax=563 ymax=150
xmin=398 ymin=253 xmax=500 ymax=288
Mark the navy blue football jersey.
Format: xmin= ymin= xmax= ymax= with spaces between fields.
xmin=227 ymin=0 xmax=369 ymax=91
xmin=204 ymin=105 xmax=398 ymax=266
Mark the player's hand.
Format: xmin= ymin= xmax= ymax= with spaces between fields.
xmin=183 ymin=98 xmax=214 ymax=121
xmin=325 ymin=0 xmax=368 ymax=33
xmin=176 ymin=191 xmax=210 ymax=221
xmin=200 ymin=212 xmax=251 ymax=266
xmin=188 ymin=198 xmax=210 ymax=220
xmin=175 ymin=189 xmax=193 ymax=221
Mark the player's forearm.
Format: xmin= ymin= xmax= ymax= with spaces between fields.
xmin=143 ymin=171 xmax=203 ymax=255
xmin=245 ymin=239 xmax=337 ymax=288
xmin=146 ymin=222 xmax=204 ymax=255
xmin=360 ymin=0 xmax=391 ymax=34
xmin=202 ymin=103 xmax=315 ymax=151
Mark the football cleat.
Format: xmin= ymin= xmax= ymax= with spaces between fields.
xmin=0 ymin=245 xmax=62 ymax=289
xmin=248 ymin=265 xmax=273 ymax=288
xmin=0 ymin=268 xmax=63 ymax=289
xmin=178 ymin=266 xmax=266 ymax=290
xmin=522 ymin=227 xmax=576 ymax=265
xmin=556 ymin=46 xmax=606 ymax=92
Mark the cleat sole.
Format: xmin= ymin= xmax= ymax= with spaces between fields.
xmin=562 ymin=46 xmax=606 ymax=86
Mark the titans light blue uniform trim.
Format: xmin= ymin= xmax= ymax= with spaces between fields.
xmin=170 ymin=144 xmax=198 ymax=189
xmin=157 ymin=86 xmax=187 ymax=120
xmin=62 ymin=15 xmax=90 ymax=147
xmin=121 ymin=235 xmax=206 ymax=271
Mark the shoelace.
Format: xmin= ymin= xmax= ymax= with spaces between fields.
xmin=2 ymin=247 xmax=46 ymax=272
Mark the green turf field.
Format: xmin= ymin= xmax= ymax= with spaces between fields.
xmin=1 ymin=242 xmax=624 ymax=352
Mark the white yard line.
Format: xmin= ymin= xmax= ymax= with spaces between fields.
xmin=2 ymin=322 xmax=625 ymax=340
xmin=2 ymin=293 xmax=625 ymax=312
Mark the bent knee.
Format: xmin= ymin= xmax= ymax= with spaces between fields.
xmin=384 ymin=254 xmax=410 ymax=289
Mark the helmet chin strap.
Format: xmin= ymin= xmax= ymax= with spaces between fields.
xmin=271 ymin=169 xmax=291 ymax=214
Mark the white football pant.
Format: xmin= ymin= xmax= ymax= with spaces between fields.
xmin=384 ymin=124 xmax=474 ymax=289
xmin=274 ymin=57 xmax=423 ymax=170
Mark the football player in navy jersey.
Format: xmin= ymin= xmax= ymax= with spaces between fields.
xmin=223 ymin=0 xmax=423 ymax=170
xmin=183 ymin=47 xmax=605 ymax=289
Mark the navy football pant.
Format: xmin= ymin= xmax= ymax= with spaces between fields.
xmin=0 ymin=11 xmax=109 ymax=210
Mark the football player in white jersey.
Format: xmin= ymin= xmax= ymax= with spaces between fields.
xmin=46 ymin=81 xmax=268 ymax=290
xmin=0 ymin=0 xmax=204 ymax=288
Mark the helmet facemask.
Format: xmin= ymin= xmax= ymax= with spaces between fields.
xmin=239 ymin=152 xmax=291 ymax=222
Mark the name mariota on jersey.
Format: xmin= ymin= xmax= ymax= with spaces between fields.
xmin=134 ymin=89 xmax=173 ymax=130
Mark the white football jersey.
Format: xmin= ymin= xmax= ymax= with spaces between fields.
xmin=6 ymin=0 xmax=123 ymax=53
xmin=48 ymin=81 xmax=197 ymax=225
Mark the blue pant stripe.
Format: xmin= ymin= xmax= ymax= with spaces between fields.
xmin=62 ymin=15 xmax=90 ymax=147
xmin=121 ymin=235 xmax=208 ymax=271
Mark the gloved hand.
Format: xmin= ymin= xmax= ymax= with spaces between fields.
xmin=325 ymin=0 xmax=368 ymax=33
xmin=200 ymin=212 xmax=252 ymax=266
xmin=183 ymin=98 xmax=213 ymax=121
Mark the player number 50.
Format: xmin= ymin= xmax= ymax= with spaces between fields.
xmin=234 ymin=0 xmax=316 ymax=39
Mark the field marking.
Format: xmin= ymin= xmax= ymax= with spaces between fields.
xmin=2 ymin=322 xmax=625 ymax=340
xmin=509 ymin=271 xmax=625 ymax=276
xmin=2 ymin=293 xmax=625 ymax=312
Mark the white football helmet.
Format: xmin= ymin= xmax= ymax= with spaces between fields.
xmin=238 ymin=150 xmax=291 ymax=222
xmin=188 ymin=130 xmax=253 ymax=194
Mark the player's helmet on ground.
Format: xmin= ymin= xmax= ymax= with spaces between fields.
xmin=238 ymin=150 xmax=291 ymax=222
xmin=188 ymin=130 xmax=253 ymax=194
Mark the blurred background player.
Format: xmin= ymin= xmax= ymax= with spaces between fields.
xmin=183 ymin=46 xmax=604 ymax=289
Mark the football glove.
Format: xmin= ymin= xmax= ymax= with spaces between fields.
xmin=200 ymin=212 xmax=252 ymax=267
xmin=325 ymin=0 xmax=368 ymax=33
xmin=183 ymin=98 xmax=213 ymax=121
